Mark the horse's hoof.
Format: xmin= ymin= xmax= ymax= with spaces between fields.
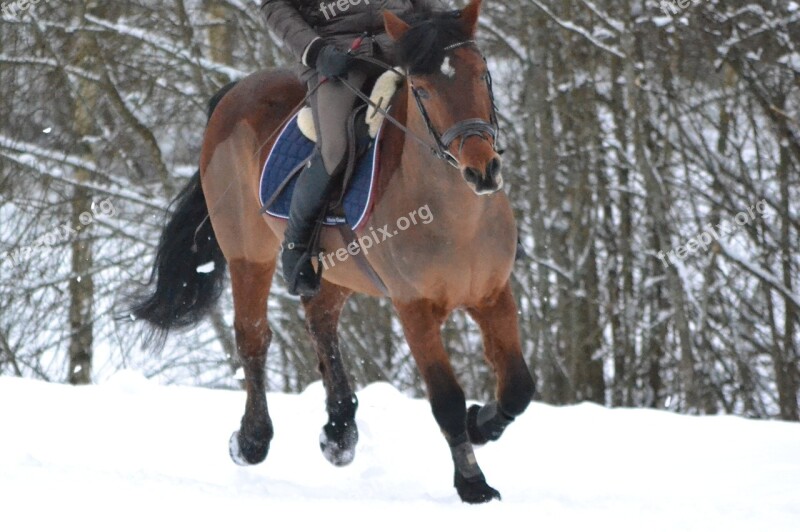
xmin=229 ymin=430 xmax=269 ymax=466
xmin=454 ymin=471 xmax=502 ymax=504
xmin=466 ymin=402 xmax=513 ymax=445
xmin=319 ymin=421 xmax=358 ymax=466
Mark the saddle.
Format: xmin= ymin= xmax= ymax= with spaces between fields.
xmin=259 ymin=68 xmax=403 ymax=229
xmin=259 ymin=104 xmax=378 ymax=227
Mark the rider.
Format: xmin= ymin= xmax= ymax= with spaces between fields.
xmin=261 ymin=0 xmax=445 ymax=297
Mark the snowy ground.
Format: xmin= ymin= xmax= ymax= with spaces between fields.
xmin=1 ymin=373 xmax=799 ymax=532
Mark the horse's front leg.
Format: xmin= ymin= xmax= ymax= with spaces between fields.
xmin=466 ymin=282 xmax=535 ymax=445
xmin=302 ymin=280 xmax=359 ymax=466
xmin=395 ymin=299 xmax=500 ymax=504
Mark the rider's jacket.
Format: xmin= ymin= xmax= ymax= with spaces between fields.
xmin=261 ymin=0 xmax=445 ymax=67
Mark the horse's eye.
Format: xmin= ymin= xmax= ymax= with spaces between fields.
xmin=480 ymin=72 xmax=490 ymax=81
xmin=415 ymin=87 xmax=431 ymax=100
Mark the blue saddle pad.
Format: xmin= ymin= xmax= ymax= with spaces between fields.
xmin=259 ymin=113 xmax=380 ymax=230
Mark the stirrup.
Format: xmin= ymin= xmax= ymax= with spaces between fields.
xmin=284 ymin=243 xmax=324 ymax=297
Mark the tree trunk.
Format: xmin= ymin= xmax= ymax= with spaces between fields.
xmin=67 ymin=2 xmax=102 ymax=385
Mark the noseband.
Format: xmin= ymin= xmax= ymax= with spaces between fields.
xmin=409 ymin=40 xmax=500 ymax=168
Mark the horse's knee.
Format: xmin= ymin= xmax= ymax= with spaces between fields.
xmin=499 ymin=367 xmax=535 ymax=418
xmin=234 ymin=318 xmax=271 ymax=359
xmin=428 ymin=371 xmax=467 ymax=439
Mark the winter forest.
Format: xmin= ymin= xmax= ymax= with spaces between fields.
xmin=1 ymin=0 xmax=798 ymax=421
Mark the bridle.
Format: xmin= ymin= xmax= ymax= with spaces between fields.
xmin=408 ymin=39 xmax=500 ymax=168
xmin=340 ymin=38 xmax=501 ymax=169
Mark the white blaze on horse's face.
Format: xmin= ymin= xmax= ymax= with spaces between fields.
xmin=440 ymin=56 xmax=456 ymax=79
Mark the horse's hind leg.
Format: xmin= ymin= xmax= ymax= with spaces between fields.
xmin=302 ymin=280 xmax=359 ymax=466
xmin=394 ymin=299 xmax=500 ymax=504
xmin=228 ymin=259 xmax=277 ymax=465
xmin=465 ymin=282 xmax=535 ymax=445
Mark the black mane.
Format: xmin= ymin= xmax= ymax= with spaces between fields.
xmin=395 ymin=10 xmax=471 ymax=75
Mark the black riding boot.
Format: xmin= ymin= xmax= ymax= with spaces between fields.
xmin=282 ymin=152 xmax=335 ymax=297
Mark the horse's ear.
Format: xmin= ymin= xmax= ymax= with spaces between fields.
xmin=384 ymin=10 xmax=411 ymax=41
xmin=460 ymin=0 xmax=482 ymax=37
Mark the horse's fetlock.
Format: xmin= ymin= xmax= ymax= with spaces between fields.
xmin=467 ymin=401 xmax=513 ymax=444
xmin=243 ymin=414 xmax=273 ymax=442
xmin=449 ymin=435 xmax=482 ymax=478
xmin=327 ymin=394 xmax=358 ymax=422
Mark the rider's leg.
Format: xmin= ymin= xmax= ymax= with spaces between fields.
xmin=281 ymin=69 xmax=367 ymax=297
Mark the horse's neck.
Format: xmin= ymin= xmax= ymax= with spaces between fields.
xmin=367 ymin=84 xmax=515 ymax=291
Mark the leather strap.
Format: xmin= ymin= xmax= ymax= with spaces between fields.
xmin=261 ymin=156 xmax=312 ymax=214
xmin=440 ymin=118 xmax=496 ymax=153
xmin=335 ymin=225 xmax=389 ymax=297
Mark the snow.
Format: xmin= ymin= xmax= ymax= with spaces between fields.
xmin=1 ymin=374 xmax=799 ymax=531
xmin=528 ymin=0 xmax=625 ymax=58
xmin=196 ymin=261 xmax=215 ymax=274
xmin=83 ymin=15 xmax=245 ymax=82
xmin=653 ymin=16 xmax=673 ymax=27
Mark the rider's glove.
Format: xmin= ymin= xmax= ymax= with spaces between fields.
xmin=306 ymin=41 xmax=352 ymax=78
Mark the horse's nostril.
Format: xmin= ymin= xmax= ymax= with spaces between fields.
xmin=464 ymin=166 xmax=483 ymax=184
xmin=486 ymin=158 xmax=502 ymax=180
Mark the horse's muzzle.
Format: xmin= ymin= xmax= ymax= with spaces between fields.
xmin=463 ymin=156 xmax=503 ymax=196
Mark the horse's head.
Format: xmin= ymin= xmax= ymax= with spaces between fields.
xmin=384 ymin=0 xmax=503 ymax=195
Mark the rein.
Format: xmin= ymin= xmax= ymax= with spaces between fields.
xmin=335 ymin=76 xmax=442 ymax=157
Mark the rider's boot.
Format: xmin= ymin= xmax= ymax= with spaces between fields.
xmin=281 ymin=152 xmax=335 ymax=297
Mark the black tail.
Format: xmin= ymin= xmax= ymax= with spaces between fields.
xmin=131 ymin=81 xmax=238 ymax=333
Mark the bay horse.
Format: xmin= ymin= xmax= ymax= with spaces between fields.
xmin=133 ymin=0 xmax=534 ymax=503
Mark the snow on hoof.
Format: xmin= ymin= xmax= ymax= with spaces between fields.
xmin=454 ymin=471 xmax=501 ymax=504
xmin=229 ymin=431 xmax=250 ymax=466
xmin=229 ymin=430 xmax=269 ymax=466
xmin=319 ymin=421 xmax=358 ymax=467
